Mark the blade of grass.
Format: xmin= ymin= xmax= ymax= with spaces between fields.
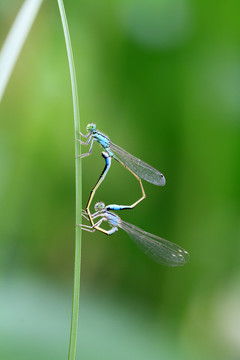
xmin=57 ymin=1 xmax=82 ymax=360
xmin=0 ymin=0 xmax=42 ymax=102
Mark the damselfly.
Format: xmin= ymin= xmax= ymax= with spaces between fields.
xmin=77 ymin=123 xmax=166 ymax=186
xmin=80 ymin=202 xmax=189 ymax=267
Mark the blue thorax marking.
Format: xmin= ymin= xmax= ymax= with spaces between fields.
xmin=93 ymin=131 xmax=110 ymax=147
xmin=93 ymin=130 xmax=114 ymax=157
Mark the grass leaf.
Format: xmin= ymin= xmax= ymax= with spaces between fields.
xmin=0 ymin=0 xmax=42 ymax=102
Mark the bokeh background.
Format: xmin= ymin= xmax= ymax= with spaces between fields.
xmin=1 ymin=0 xmax=240 ymax=359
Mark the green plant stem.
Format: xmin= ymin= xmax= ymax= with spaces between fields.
xmin=57 ymin=1 xmax=82 ymax=360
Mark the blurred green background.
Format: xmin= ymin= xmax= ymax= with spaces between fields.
xmin=1 ymin=0 xmax=240 ymax=359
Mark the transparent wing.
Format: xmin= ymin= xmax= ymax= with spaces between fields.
xmin=109 ymin=141 xmax=166 ymax=186
xmin=119 ymin=220 xmax=189 ymax=266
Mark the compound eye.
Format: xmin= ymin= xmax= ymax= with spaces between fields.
xmin=94 ymin=201 xmax=105 ymax=211
xmin=87 ymin=123 xmax=96 ymax=131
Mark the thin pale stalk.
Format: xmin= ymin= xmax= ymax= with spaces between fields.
xmin=57 ymin=1 xmax=82 ymax=360
xmin=0 ymin=0 xmax=42 ymax=102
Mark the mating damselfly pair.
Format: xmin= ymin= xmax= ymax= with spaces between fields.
xmin=77 ymin=124 xmax=189 ymax=267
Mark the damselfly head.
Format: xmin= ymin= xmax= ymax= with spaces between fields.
xmin=86 ymin=123 xmax=96 ymax=132
xmin=94 ymin=202 xmax=105 ymax=211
